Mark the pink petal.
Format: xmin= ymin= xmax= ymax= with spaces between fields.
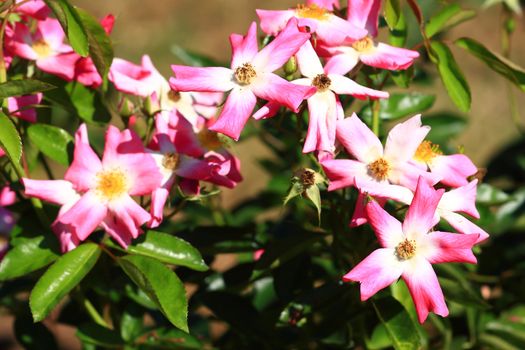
xmin=16 ymin=0 xmax=50 ymax=20
xmin=176 ymin=156 xmax=213 ymax=180
xmin=315 ymin=16 xmax=367 ymax=46
xmin=324 ymin=50 xmax=360 ymax=75
xmin=256 ymin=9 xmax=295 ymax=37
xmin=336 ymin=113 xmax=383 ymax=163
xmin=402 ymin=259 xmax=448 ymax=323
xmin=64 ymin=124 xmax=101 ymax=192
xmin=354 ymin=176 xmax=414 ymax=204
xmin=37 ymin=18 xmax=66 ymax=50
xmin=251 ymin=72 xmax=312 ymax=112
xmin=252 ymin=101 xmax=282 ymax=120
xmin=384 ymin=115 xmax=430 ymax=164
xmin=109 ymin=57 xmax=155 ymax=97
xmin=231 ymin=22 xmax=259 ymax=69
xmin=50 ymin=222 xmax=80 ymax=253
xmin=252 ymin=18 xmax=311 ymax=73
xmin=23 ymin=179 xmax=79 ymax=205
xmin=389 ymin=162 xmax=441 ymax=191
xmin=439 ymin=180 xmax=479 ymax=218
xmin=440 ymin=211 xmax=489 ymax=243
xmin=58 ymin=191 xmax=108 ymax=241
xmin=36 ymin=52 xmax=78 ymax=81
xmin=209 ymin=88 xmax=257 ymax=141
xmin=347 ymin=0 xmax=381 ymax=36
xmin=360 ymin=43 xmax=419 ymax=70
xmin=7 ymin=93 xmax=42 ymax=123
xmin=109 ymin=195 xmax=150 ymax=240
xmin=430 ymin=154 xmax=478 ymax=187
xmin=74 ymin=57 xmax=102 ymax=88
xmin=343 ymin=248 xmax=403 ymax=301
xmin=366 ymin=200 xmax=405 ymax=248
xmin=0 ymin=186 xmax=16 ymax=207
xmin=426 ymin=231 xmax=479 ymax=264
xmin=321 ymin=158 xmax=367 ymax=191
xmin=403 ymin=178 xmax=444 ymax=236
xmin=7 ymin=23 xmax=38 ymax=60
xmin=303 ymin=91 xmax=337 ymax=153
xmin=101 ymin=14 xmax=115 ymax=34
xmin=329 ymin=74 xmax=389 ymax=99
xmin=149 ymin=187 xmax=170 ymax=228
xmin=170 ymin=66 xmax=235 ymax=92
xmin=295 ymin=40 xmax=324 ymax=78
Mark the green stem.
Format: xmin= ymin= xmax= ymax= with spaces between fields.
xmin=83 ymin=297 xmax=111 ymax=328
xmin=371 ymin=99 xmax=380 ymax=136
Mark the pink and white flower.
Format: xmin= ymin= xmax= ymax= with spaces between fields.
xmin=170 ymin=19 xmax=313 ymax=140
xmin=322 ymin=114 xmax=439 ymax=196
xmin=15 ymin=0 xmax=50 ymax=20
xmin=23 ymin=124 xmax=163 ymax=250
xmin=7 ymin=93 xmax=43 ymax=123
xmin=321 ymin=0 xmax=419 ymax=74
xmin=257 ymin=3 xmax=366 ymax=46
xmin=343 ymin=178 xmax=480 ymax=323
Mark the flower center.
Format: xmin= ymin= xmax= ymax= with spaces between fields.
xmin=234 ymin=63 xmax=257 ymax=85
xmin=167 ymin=90 xmax=181 ymax=102
xmin=367 ymin=158 xmax=390 ymax=181
xmin=198 ymin=129 xmax=223 ymax=151
xmin=32 ymin=39 xmax=52 ymax=58
xmin=395 ymin=239 xmax=417 ymax=260
xmin=351 ymin=36 xmax=374 ymax=52
xmin=95 ymin=168 xmax=129 ymax=201
xmin=414 ymin=140 xmax=442 ymax=163
xmin=296 ymin=4 xmax=330 ymax=20
xmin=162 ymin=152 xmax=180 ymax=170
xmin=312 ymin=74 xmax=331 ymax=92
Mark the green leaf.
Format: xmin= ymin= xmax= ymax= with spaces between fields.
xmin=384 ymin=0 xmax=401 ymax=30
xmin=76 ymin=8 xmax=114 ymax=79
xmin=389 ymin=10 xmax=408 ymax=49
xmin=429 ymin=41 xmax=471 ymax=112
xmin=118 ymin=255 xmax=188 ymax=332
xmin=122 ymin=230 xmax=208 ymax=271
xmin=27 ymin=124 xmax=73 ymax=165
xmin=14 ymin=314 xmax=58 ymax=350
xmin=29 ymin=243 xmax=101 ymax=322
xmin=44 ymin=0 xmax=89 ymax=56
xmin=372 ymin=297 xmax=422 ymax=350
xmin=422 ymin=113 xmax=467 ymax=144
xmin=120 ymin=304 xmax=143 ymax=342
xmin=0 ymin=235 xmax=60 ymax=281
xmin=0 ymin=111 xmax=22 ymax=166
xmin=425 ymin=4 xmax=476 ymax=38
xmin=305 ymin=185 xmax=322 ymax=223
xmin=171 ymin=45 xmax=224 ymax=67
xmin=361 ymin=93 xmax=435 ymax=121
xmin=477 ymin=183 xmax=511 ymax=205
xmin=0 ymin=79 xmax=55 ymax=99
xmin=76 ymin=323 xmax=125 ymax=348
xmin=455 ymin=37 xmax=525 ymax=91
xmin=139 ymin=327 xmax=203 ymax=349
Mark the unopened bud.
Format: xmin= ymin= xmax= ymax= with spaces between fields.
xmin=284 ymin=56 xmax=298 ymax=76
xmin=119 ymin=97 xmax=134 ymax=118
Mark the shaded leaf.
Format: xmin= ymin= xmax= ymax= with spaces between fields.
xmin=361 ymin=93 xmax=435 ymax=121
xmin=27 ymin=123 xmax=73 ymax=165
xmin=426 ymin=4 xmax=476 ymax=38
xmin=0 ymin=79 xmax=55 ymax=99
xmin=138 ymin=327 xmax=203 ymax=349
xmin=44 ymin=0 xmax=89 ymax=56
xmin=118 ymin=255 xmax=188 ymax=332
xmin=30 ymin=243 xmax=101 ymax=322
xmin=422 ymin=113 xmax=467 ymax=144
xmin=429 ymin=41 xmax=471 ymax=112
xmin=385 ymin=0 xmax=401 ymax=30
xmin=171 ymin=45 xmax=224 ymax=67
xmin=14 ymin=314 xmax=58 ymax=350
xmin=0 ymin=111 xmax=22 ymax=166
xmin=477 ymin=183 xmax=511 ymax=205
xmin=76 ymin=323 xmax=125 ymax=348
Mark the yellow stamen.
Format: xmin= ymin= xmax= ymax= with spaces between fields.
xmin=312 ymin=73 xmax=331 ymax=92
xmin=296 ymin=4 xmax=330 ymax=20
xmin=32 ymin=39 xmax=52 ymax=58
xmin=395 ymin=239 xmax=416 ymax=260
xmin=234 ymin=63 xmax=257 ymax=85
xmin=198 ymin=129 xmax=223 ymax=151
xmin=162 ymin=152 xmax=180 ymax=170
xmin=351 ymin=36 xmax=375 ymax=52
xmin=95 ymin=169 xmax=129 ymax=201
xmin=414 ymin=140 xmax=442 ymax=163
xmin=367 ymin=158 xmax=390 ymax=180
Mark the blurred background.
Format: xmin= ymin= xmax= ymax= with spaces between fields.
xmin=1 ymin=0 xmax=525 ymax=348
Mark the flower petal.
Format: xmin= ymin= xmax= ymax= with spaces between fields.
xmin=439 ymin=180 xmax=480 ymax=218
xmin=170 ymin=66 xmax=235 ymax=92
xmin=58 ymin=191 xmax=108 ymax=241
xmin=426 ymin=231 xmax=479 ymax=264
xmin=231 ymin=22 xmax=259 ymax=69
xmin=149 ymin=187 xmax=170 ymax=229
xmin=360 ymin=43 xmax=419 ymax=70
xmin=251 ymin=72 xmax=312 ymax=112
xmin=440 ymin=211 xmax=489 ymax=243
xmin=366 ymin=199 xmax=405 ymax=248
xmin=403 ymin=177 xmax=443 ymax=237
xmin=303 ymin=91 xmax=337 ymax=153
xmin=343 ymin=248 xmax=403 ymax=301
xmin=23 ymin=179 xmax=80 ymax=206
xmin=256 ymin=9 xmax=295 ymax=36
xmin=321 ymin=158 xmax=368 ymax=191
xmin=347 ymin=0 xmax=381 ymax=36
xmin=384 ymin=114 xmax=430 ymax=164
xmin=329 ymin=74 xmax=389 ymax=100
xmin=64 ymin=124 xmax=101 ymax=192
xmin=429 ymin=154 xmax=478 ymax=188
xmin=324 ymin=50 xmax=360 ymax=75
xmin=336 ymin=113 xmax=383 ymax=163
xmin=296 ymin=40 xmax=324 ymax=78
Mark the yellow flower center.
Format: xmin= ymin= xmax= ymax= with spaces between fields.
xmin=296 ymin=4 xmax=330 ymax=20
xmin=234 ymin=63 xmax=257 ymax=85
xmin=414 ymin=140 xmax=442 ymax=163
xmin=351 ymin=36 xmax=374 ymax=52
xmin=32 ymin=39 xmax=52 ymax=58
xmin=395 ymin=239 xmax=416 ymax=260
xmin=162 ymin=152 xmax=180 ymax=170
xmin=198 ymin=129 xmax=223 ymax=151
xmin=95 ymin=168 xmax=129 ymax=201
xmin=167 ymin=90 xmax=181 ymax=102
xmin=312 ymin=74 xmax=331 ymax=92
xmin=367 ymin=158 xmax=390 ymax=180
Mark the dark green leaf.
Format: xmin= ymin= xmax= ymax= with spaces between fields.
xmin=76 ymin=323 xmax=125 ymax=348
xmin=77 ymin=8 xmax=114 ymax=78
xmin=44 ymin=0 xmax=89 ymax=56
xmin=120 ymin=304 xmax=143 ymax=342
xmin=373 ymin=297 xmax=422 ymax=350
xmin=455 ymin=37 xmax=525 ymax=91
xmin=477 ymin=183 xmax=511 ymax=205
xmin=0 ymin=235 xmax=60 ymax=281
xmin=429 ymin=41 xmax=471 ymax=112
xmin=27 ymin=123 xmax=73 ymax=165
xmin=122 ymin=231 xmax=208 ymax=271
xmin=422 ymin=113 xmax=467 ymax=144
xmin=385 ymin=0 xmax=401 ymax=30
xmin=30 ymin=243 xmax=101 ymax=322
xmin=0 ymin=111 xmax=22 ymax=166
xmin=389 ymin=10 xmax=408 ymax=50
xmin=361 ymin=93 xmax=435 ymax=121
xmin=118 ymin=255 xmax=188 ymax=332
xmin=14 ymin=314 xmax=58 ymax=350
xmin=425 ymin=4 xmax=476 ymax=38
xmin=139 ymin=327 xmax=203 ymax=349
xmin=0 ymin=79 xmax=55 ymax=99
